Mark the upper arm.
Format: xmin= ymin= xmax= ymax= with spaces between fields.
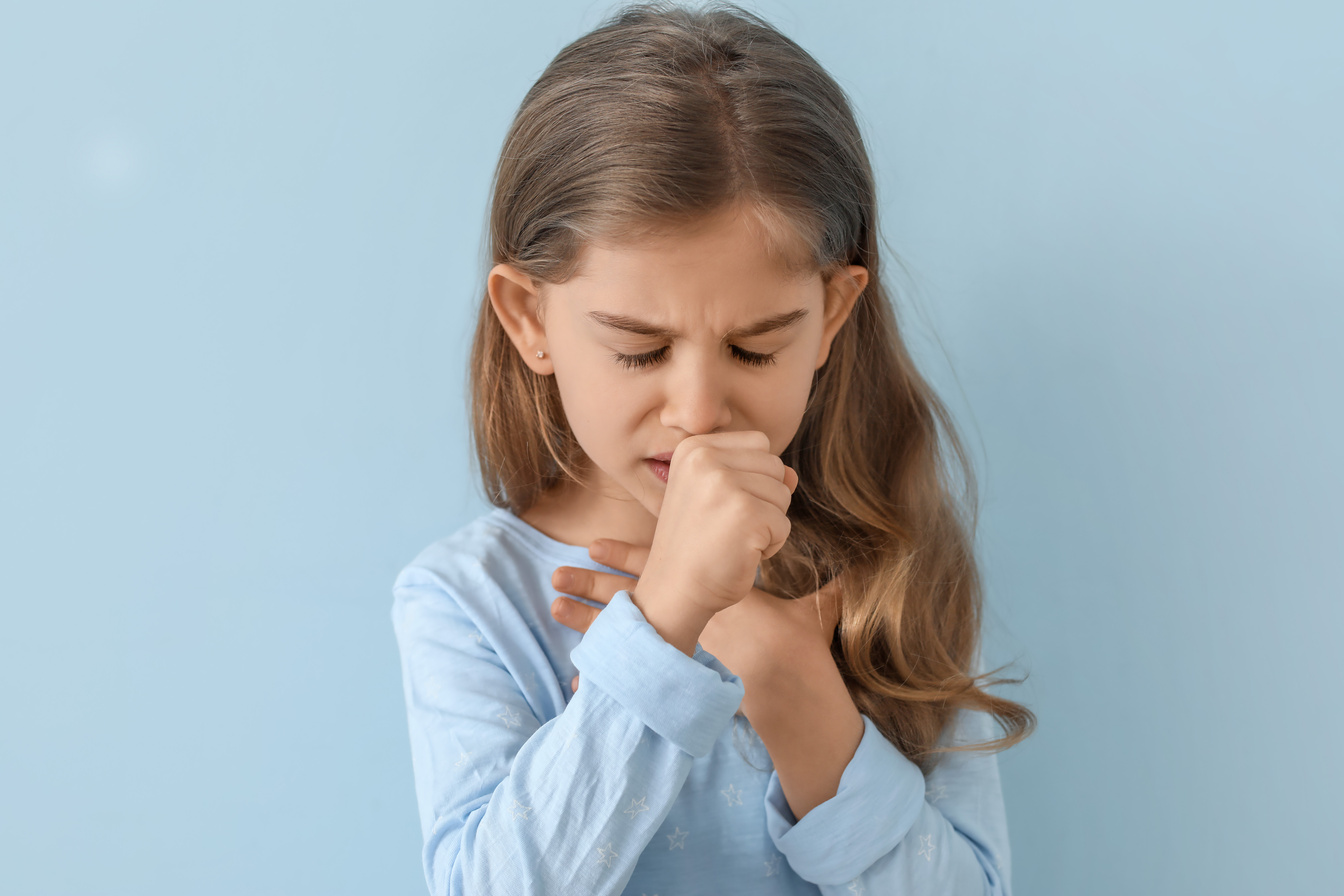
xmin=391 ymin=570 xmax=543 ymax=841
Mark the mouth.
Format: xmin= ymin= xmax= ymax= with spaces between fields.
xmin=644 ymin=457 xmax=671 ymax=483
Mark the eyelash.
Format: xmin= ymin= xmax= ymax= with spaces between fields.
xmin=611 ymin=345 xmax=779 ymax=370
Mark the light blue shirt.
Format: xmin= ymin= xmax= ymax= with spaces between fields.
xmin=391 ymin=507 xmax=1012 ymax=894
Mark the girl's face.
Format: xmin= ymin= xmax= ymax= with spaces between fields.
xmin=488 ymin=203 xmax=867 ymax=546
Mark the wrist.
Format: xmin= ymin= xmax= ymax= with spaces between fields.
xmin=629 ymin=583 xmax=715 ymax=658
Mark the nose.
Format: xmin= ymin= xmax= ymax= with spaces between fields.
xmin=658 ymin=349 xmax=733 ymax=435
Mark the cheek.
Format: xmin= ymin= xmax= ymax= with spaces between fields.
xmin=753 ymin=359 xmax=815 ymax=448
xmin=552 ymin=360 xmax=642 ymax=447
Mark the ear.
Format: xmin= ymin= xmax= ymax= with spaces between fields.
xmin=814 ymin=265 xmax=868 ymax=370
xmin=488 ymin=263 xmax=554 ymax=375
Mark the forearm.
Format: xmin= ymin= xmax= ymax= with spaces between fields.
xmin=738 ymin=640 xmax=1011 ymax=893
xmin=740 ymin=641 xmax=865 ymax=820
xmin=397 ymin=580 xmax=746 ymax=895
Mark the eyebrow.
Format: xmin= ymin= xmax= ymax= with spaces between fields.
xmin=585 ymin=308 xmax=809 ymax=341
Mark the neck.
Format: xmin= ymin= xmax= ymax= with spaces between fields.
xmin=522 ymin=474 xmax=658 ymax=553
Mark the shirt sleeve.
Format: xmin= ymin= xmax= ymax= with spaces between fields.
xmin=763 ymin=705 xmax=1012 ymax=895
xmin=392 ymin=571 xmax=745 ymax=896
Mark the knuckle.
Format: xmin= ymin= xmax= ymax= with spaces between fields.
xmin=728 ymin=491 xmax=754 ymax=516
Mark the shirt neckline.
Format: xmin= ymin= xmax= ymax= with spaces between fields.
xmin=489 ymin=507 xmax=635 ymax=577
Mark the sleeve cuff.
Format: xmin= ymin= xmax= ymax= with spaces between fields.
xmin=570 ymin=589 xmax=745 ymax=759
xmin=763 ymin=713 xmax=926 ymax=885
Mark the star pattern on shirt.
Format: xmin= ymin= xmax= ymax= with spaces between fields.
xmin=397 ymin=536 xmax=1023 ymax=890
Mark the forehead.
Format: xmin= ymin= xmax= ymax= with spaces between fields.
xmin=562 ymin=255 xmax=822 ymax=342
xmin=611 ymin=201 xmax=820 ymax=276
xmin=556 ymin=207 xmax=823 ymax=321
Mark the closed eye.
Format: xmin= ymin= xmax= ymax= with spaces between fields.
xmin=611 ymin=345 xmax=778 ymax=370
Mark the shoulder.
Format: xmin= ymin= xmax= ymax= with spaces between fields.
xmin=392 ymin=508 xmax=541 ymax=614
xmin=392 ymin=505 xmax=588 ymax=628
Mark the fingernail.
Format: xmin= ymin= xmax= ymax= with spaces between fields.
xmin=554 ymin=571 xmax=573 ymax=589
xmin=589 ymin=542 xmax=609 ymax=562
xmin=551 ymin=598 xmax=567 ymax=617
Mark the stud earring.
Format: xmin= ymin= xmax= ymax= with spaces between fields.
xmin=536 ymin=350 xmax=546 ymax=358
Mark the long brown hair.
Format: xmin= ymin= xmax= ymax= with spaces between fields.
xmin=468 ymin=0 xmax=1035 ymax=772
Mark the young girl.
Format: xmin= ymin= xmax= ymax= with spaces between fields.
xmin=391 ymin=2 xmax=1036 ymax=893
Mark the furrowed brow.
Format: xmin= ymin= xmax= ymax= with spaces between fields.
xmin=586 ymin=308 xmax=809 ymax=341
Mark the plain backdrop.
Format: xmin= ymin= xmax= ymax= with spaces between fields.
xmin=2 ymin=1 xmax=1340 ymax=894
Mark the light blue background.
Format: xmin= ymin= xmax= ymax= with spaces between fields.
xmin=3 ymin=2 xmax=1340 ymax=893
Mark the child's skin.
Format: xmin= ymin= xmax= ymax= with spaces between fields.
xmin=487 ymin=200 xmax=869 ymax=819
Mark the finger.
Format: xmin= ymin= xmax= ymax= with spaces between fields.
xmin=728 ymin=471 xmax=796 ymax=515
xmin=589 ymin=540 xmax=650 ymax=577
xmin=571 ymin=675 xmax=579 ymax=691
xmin=708 ymin=472 xmax=795 ymax=545
xmin=687 ymin=446 xmax=789 ymax=483
xmin=552 ymin=566 xmax=639 ymax=604
xmin=679 ymin=430 xmax=772 ymax=461
xmin=551 ymin=596 xmax=602 ymax=634
xmin=759 ymin=511 xmax=792 ymax=560
xmin=691 ymin=450 xmax=796 ymax=510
